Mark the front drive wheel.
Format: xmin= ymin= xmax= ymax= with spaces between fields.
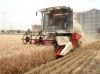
xmin=77 ymin=40 xmax=82 ymax=47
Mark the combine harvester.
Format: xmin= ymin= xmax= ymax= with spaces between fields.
xmin=22 ymin=6 xmax=83 ymax=58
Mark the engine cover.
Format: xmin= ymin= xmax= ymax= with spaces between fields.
xmin=56 ymin=36 xmax=69 ymax=45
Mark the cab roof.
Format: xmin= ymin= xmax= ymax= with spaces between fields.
xmin=40 ymin=6 xmax=72 ymax=12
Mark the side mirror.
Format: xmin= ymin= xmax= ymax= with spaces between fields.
xmin=36 ymin=11 xmax=37 ymax=16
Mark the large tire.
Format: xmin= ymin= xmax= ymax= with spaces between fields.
xmin=77 ymin=40 xmax=82 ymax=47
xmin=53 ymin=41 xmax=58 ymax=51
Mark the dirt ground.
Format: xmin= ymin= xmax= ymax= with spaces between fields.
xmin=83 ymin=51 xmax=100 ymax=74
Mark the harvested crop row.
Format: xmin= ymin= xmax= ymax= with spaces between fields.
xmin=25 ymin=42 xmax=97 ymax=74
xmin=40 ymin=45 xmax=96 ymax=74
xmin=25 ymin=41 xmax=100 ymax=74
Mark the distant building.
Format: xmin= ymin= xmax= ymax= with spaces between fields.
xmin=0 ymin=30 xmax=25 ymax=34
xmin=76 ymin=9 xmax=100 ymax=38
xmin=32 ymin=25 xmax=42 ymax=32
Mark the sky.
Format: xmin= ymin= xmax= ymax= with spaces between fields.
xmin=0 ymin=0 xmax=100 ymax=30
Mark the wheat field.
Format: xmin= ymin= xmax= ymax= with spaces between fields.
xmin=0 ymin=35 xmax=55 ymax=74
xmin=0 ymin=35 xmax=100 ymax=74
